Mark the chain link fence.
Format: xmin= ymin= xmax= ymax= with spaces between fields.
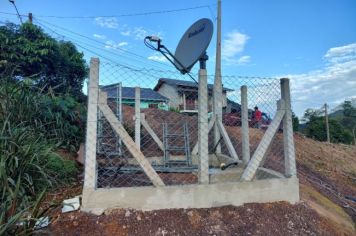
xmin=85 ymin=59 xmax=291 ymax=189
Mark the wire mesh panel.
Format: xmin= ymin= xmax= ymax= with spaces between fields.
xmin=89 ymin=59 xmax=289 ymax=189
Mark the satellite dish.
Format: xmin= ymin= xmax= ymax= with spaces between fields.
xmin=174 ymin=18 xmax=213 ymax=72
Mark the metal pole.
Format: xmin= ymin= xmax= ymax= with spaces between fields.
xmin=241 ymin=85 xmax=250 ymax=164
xmin=325 ymin=103 xmax=330 ymax=143
xmin=213 ymin=0 xmax=222 ymax=154
xmin=116 ymin=83 xmax=122 ymax=154
xmin=135 ymin=87 xmax=141 ymax=150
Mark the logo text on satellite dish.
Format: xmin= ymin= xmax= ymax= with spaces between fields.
xmin=188 ymin=23 xmax=206 ymax=38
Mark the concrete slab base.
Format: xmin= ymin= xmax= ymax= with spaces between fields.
xmin=81 ymin=177 xmax=299 ymax=215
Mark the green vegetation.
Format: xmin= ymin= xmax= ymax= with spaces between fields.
xmin=301 ymin=101 xmax=356 ymax=145
xmin=292 ymin=112 xmax=299 ymax=132
xmin=0 ymin=22 xmax=88 ymax=99
xmin=0 ymin=22 xmax=87 ymax=234
xmin=169 ymin=106 xmax=181 ymax=113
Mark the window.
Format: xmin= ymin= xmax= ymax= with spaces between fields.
xmin=149 ymin=103 xmax=158 ymax=108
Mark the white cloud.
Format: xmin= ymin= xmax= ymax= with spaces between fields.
xmin=222 ymin=30 xmax=250 ymax=65
xmin=118 ymin=24 xmax=163 ymax=41
xmin=286 ymin=43 xmax=356 ymax=117
xmin=324 ymin=43 xmax=356 ymax=63
xmin=132 ymin=27 xmax=148 ymax=40
xmin=118 ymin=42 xmax=128 ymax=47
xmin=121 ymin=30 xmax=131 ymax=36
xmin=93 ymin=34 xmax=106 ymax=39
xmin=148 ymin=53 xmax=167 ymax=62
xmin=237 ymin=55 xmax=251 ymax=64
xmin=104 ymin=40 xmax=128 ymax=50
xmin=94 ymin=17 xmax=119 ymax=29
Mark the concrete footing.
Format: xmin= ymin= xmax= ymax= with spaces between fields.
xmin=81 ymin=177 xmax=299 ymax=215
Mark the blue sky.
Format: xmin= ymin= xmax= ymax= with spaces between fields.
xmin=1 ymin=0 xmax=356 ymax=116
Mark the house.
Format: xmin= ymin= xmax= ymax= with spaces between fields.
xmin=101 ymin=83 xmax=169 ymax=110
xmin=153 ymin=78 xmax=233 ymax=113
xmin=224 ymin=99 xmax=242 ymax=114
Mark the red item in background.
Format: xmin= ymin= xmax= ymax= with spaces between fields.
xmin=255 ymin=110 xmax=262 ymax=121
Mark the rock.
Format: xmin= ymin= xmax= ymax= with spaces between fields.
xmin=125 ymin=210 xmax=131 ymax=217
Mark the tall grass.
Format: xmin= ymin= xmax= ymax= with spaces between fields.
xmin=0 ymin=75 xmax=85 ymax=234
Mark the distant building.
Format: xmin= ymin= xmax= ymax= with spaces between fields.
xmin=154 ymin=78 xmax=232 ymax=113
xmin=101 ymin=83 xmax=169 ymax=110
xmin=224 ymin=99 xmax=242 ymax=114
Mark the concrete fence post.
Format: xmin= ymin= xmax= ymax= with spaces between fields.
xmin=241 ymin=85 xmax=250 ymax=164
xmin=281 ymin=78 xmax=297 ymax=177
xmin=84 ymin=57 xmax=99 ymax=190
xmin=135 ymin=86 xmax=141 ymax=150
xmin=240 ymin=99 xmax=286 ymax=181
xmin=198 ymin=68 xmax=209 ymax=184
xmin=213 ymin=74 xmax=222 ymax=154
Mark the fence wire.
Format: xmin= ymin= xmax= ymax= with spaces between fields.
xmin=90 ymin=60 xmax=286 ymax=188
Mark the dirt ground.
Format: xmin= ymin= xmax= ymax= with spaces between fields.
xmin=37 ymin=107 xmax=356 ymax=235
xmin=39 ymin=202 xmax=341 ymax=236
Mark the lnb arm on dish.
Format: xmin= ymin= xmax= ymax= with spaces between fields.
xmin=147 ymin=36 xmax=161 ymax=42
xmin=144 ymin=35 xmax=189 ymax=74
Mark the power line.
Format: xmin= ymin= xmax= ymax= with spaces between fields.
xmin=34 ymin=19 xmax=144 ymax=70
xmin=0 ymin=5 xmax=213 ymax=20
xmin=34 ymin=17 xmax=173 ymax=69
xmin=35 ymin=19 xmax=172 ymax=71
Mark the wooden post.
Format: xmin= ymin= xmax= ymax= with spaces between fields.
xmin=325 ymin=103 xmax=330 ymax=143
xmin=281 ymin=78 xmax=297 ymax=177
xmin=135 ymin=87 xmax=141 ymax=150
xmin=241 ymin=85 xmax=250 ymax=164
xmin=198 ymin=69 xmax=209 ymax=184
xmin=83 ymin=58 xmax=99 ymax=190
xmin=28 ymin=13 xmax=33 ymax=24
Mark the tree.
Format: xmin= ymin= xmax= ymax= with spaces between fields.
xmin=292 ymin=112 xmax=299 ymax=132
xmin=341 ymin=100 xmax=356 ymax=144
xmin=302 ymin=108 xmax=353 ymax=144
xmin=0 ymin=22 xmax=88 ymax=98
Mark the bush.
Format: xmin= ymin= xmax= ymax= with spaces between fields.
xmin=0 ymin=76 xmax=83 ymax=234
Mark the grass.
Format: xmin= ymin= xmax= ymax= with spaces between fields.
xmin=300 ymin=184 xmax=355 ymax=233
xmin=0 ymin=76 xmax=83 ymax=234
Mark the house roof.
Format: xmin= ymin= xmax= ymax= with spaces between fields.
xmin=153 ymin=78 xmax=233 ymax=92
xmin=226 ymin=99 xmax=241 ymax=111
xmin=101 ymin=83 xmax=168 ymax=102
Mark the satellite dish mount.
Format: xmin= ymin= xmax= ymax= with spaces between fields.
xmin=145 ymin=18 xmax=213 ymax=76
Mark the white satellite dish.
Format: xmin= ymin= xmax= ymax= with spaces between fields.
xmin=144 ymin=18 xmax=213 ymax=78
xmin=174 ymin=18 xmax=213 ymax=72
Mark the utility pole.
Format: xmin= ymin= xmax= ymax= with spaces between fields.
xmin=324 ymin=103 xmax=330 ymax=143
xmin=28 ymin=13 xmax=33 ymax=24
xmin=213 ymin=0 xmax=222 ymax=154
